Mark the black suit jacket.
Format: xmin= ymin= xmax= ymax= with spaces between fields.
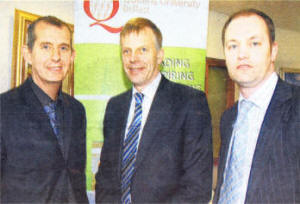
xmin=96 ymin=76 xmax=213 ymax=203
xmin=214 ymin=78 xmax=300 ymax=203
xmin=0 ymin=78 xmax=88 ymax=203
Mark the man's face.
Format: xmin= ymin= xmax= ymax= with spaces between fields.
xmin=24 ymin=22 xmax=74 ymax=89
xmin=224 ymin=15 xmax=278 ymax=91
xmin=121 ymin=28 xmax=164 ymax=92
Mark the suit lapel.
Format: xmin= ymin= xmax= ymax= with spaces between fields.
xmin=22 ymin=79 xmax=51 ymax=130
xmin=220 ymin=105 xmax=237 ymax=170
xmin=117 ymin=91 xmax=132 ymax=179
xmin=215 ymin=104 xmax=238 ymax=202
xmin=246 ymin=79 xmax=293 ymax=200
xmin=21 ymin=79 xmax=65 ymax=160
xmin=135 ymin=77 xmax=173 ymax=169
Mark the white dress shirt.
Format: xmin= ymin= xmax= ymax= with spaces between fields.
xmin=222 ymin=72 xmax=278 ymax=203
xmin=124 ymin=73 xmax=162 ymax=149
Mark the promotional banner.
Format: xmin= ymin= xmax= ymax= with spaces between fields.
xmin=74 ymin=0 xmax=209 ymax=194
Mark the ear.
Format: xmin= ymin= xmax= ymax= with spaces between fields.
xmin=271 ymin=41 xmax=278 ymax=62
xmin=157 ymin=48 xmax=164 ymax=65
xmin=22 ymin=45 xmax=32 ymax=65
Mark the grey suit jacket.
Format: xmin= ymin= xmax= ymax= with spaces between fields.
xmin=96 ymin=76 xmax=213 ymax=203
xmin=214 ymin=78 xmax=300 ymax=203
xmin=0 ymin=78 xmax=88 ymax=203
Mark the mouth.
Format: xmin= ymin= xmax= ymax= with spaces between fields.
xmin=47 ymin=66 xmax=63 ymax=71
xmin=127 ymin=66 xmax=145 ymax=74
xmin=237 ymin=64 xmax=252 ymax=70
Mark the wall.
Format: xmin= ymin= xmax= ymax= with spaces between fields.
xmin=0 ymin=0 xmax=74 ymax=93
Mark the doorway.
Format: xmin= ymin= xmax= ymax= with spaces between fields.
xmin=205 ymin=57 xmax=235 ymax=190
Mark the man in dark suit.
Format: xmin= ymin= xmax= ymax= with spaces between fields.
xmin=95 ymin=18 xmax=212 ymax=203
xmin=0 ymin=16 xmax=88 ymax=203
xmin=214 ymin=9 xmax=300 ymax=203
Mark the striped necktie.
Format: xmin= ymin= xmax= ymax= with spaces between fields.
xmin=121 ymin=92 xmax=143 ymax=204
xmin=218 ymin=99 xmax=254 ymax=204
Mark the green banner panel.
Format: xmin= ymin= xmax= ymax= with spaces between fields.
xmin=162 ymin=47 xmax=206 ymax=91
xmin=74 ymin=43 xmax=131 ymax=96
xmin=79 ymin=99 xmax=107 ymax=191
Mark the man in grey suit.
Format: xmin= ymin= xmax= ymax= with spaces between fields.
xmin=95 ymin=17 xmax=213 ymax=203
xmin=214 ymin=9 xmax=300 ymax=203
xmin=1 ymin=16 xmax=88 ymax=203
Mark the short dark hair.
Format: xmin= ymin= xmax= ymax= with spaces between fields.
xmin=222 ymin=9 xmax=275 ymax=46
xmin=27 ymin=16 xmax=73 ymax=50
xmin=120 ymin=17 xmax=162 ymax=49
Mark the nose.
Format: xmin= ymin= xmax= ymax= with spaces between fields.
xmin=51 ymin=48 xmax=61 ymax=62
xmin=129 ymin=52 xmax=139 ymax=63
xmin=238 ymin=44 xmax=249 ymax=60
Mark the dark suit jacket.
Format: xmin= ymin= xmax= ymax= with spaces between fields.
xmin=214 ymin=78 xmax=300 ymax=203
xmin=95 ymin=76 xmax=213 ymax=203
xmin=0 ymin=78 xmax=88 ymax=203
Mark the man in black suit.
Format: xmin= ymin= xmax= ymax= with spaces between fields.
xmin=95 ymin=18 xmax=212 ymax=203
xmin=0 ymin=16 xmax=88 ymax=203
xmin=214 ymin=9 xmax=300 ymax=203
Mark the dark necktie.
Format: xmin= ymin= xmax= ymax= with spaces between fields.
xmin=121 ymin=92 xmax=144 ymax=204
xmin=44 ymin=102 xmax=60 ymax=138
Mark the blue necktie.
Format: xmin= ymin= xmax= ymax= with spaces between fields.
xmin=44 ymin=102 xmax=60 ymax=137
xmin=121 ymin=92 xmax=143 ymax=204
xmin=218 ymin=100 xmax=254 ymax=204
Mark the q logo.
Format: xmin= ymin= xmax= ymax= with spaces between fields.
xmin=83 ymin=0 xmax=123 ymax=33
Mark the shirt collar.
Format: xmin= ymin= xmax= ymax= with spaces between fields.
xmin=239 ymin=72 xmax=278 ymax=110
xmin=30 ymin=77 xmax=63 ymax=106
xmin=132 ymin=73 xmax=162 ymax=101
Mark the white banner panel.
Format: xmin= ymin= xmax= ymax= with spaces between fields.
xmin=75 ymin=0 xmax=209 ymax=48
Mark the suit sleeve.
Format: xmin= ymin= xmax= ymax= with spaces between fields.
xmin=69 ymin=103 xmax=89 ymax=203
xmin=95 ymin=100 xmax=120 ymax=203
xmin=171 ymin=92 xmax=213 ymax=203
xmin=0 ymin=101 xmax=2 ymax=201
xmin=0 ymin=95 xmax=6 ymax=201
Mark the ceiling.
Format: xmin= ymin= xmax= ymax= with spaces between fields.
xmin=210 ymin=0 xmax=300 ymax=32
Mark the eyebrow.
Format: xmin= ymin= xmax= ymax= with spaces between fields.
xmin=225 ymin=39 xmax=238 ymax=46
xmin=226 ymin=34 xmax=262 ymax=44
xmin=40 ymin=42 xmax=70 ymax=47
xmin=122 ymin=45 xmax=148 ymax=49
xmin=249 ymin=35 xmax=261 ymax=40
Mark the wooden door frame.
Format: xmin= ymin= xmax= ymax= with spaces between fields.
xmin=205 ymin=57 xmax=235 ymax=109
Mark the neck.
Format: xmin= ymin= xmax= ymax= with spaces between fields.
xmin=239 ymin=71 xmax=275 ymax=99
xmin=32 ymin=77 xmax=60 ymax=100
xmin=43 ymin=85 xmax=60 ymax=101
xmin=239 ymin=87 xmax=255 ymax=99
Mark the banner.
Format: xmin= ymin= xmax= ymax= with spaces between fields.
xmin=74 ymin=0 xmax=209 ymax=194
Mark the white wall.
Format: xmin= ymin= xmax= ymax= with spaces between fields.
xmin=0 ymin=0 xmax=74 ymax=93
xmin=206 ymin=11 xmax=227 ymax=60
xmin=276 ymin=28 xmax=300 ymax=69
xmin=206 ymin=10 xmax=300 ymax=72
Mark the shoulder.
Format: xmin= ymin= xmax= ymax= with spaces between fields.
xmin=159 ymin=78 xmax=211 ymax=119
xmin=288 ymin=83 xmax=300 ymax=115
xmin=162 ymin=78 xmax=207 ymax=100
xmin=0 ymin=85 xmax=25 ymax=108
xmin=106 ymin=90 xmax=131 ymax=107
xmin=275 ymin=80 xmax=300 ymax=114
xmin=220 ymin=102 xmax=237 ymax=126
xmin=62 ymin=92 xmax=85 ymax=113
xmin=222 ymin=103 xmax=237 ymax=118
xmin=290 ymin=83 xmax=300 ymax=100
